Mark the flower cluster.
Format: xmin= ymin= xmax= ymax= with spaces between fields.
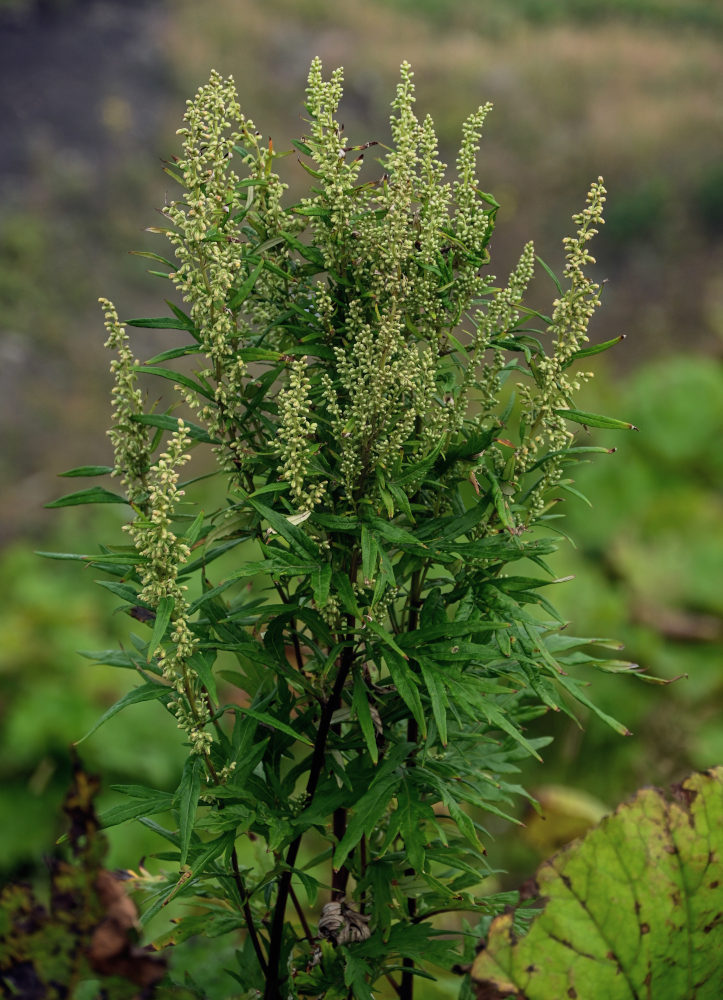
xmin=100 ymin=297 xmax=150 ymax=506
xmin=127 ymin=421 xmax=193 ymax=606
xmin=517 ymin=179 xmax=606 ymax=512
xmin=452 ymin=103 xmax=495 ymax=303
xmin=123 ymin=420 xmax=213 ymax=753
xmin=276 ymin=357 xmax=326 ymax=511
xmin=471 ymin=241 xmax=537 ymax=419
xmin=302 ymin=59 xmax=363 ymax=269
xmin=321 ymin=302 xmax=439 ymax=499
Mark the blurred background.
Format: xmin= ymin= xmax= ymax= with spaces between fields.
xmin=0 ymin=0 xmax=721 ymax=972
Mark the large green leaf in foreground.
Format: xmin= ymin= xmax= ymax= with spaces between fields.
xmin=472 ymin=768 xmax=723 ymax=999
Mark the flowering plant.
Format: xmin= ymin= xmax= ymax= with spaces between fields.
xmin=50 ymin=60 xmax=635 ymax=998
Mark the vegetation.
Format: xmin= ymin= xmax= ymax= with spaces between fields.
xmin=29 ymin=58 xmax=650 ymax=997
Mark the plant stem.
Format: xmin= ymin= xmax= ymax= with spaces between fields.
xmin=231 ymin=846 xmax=268 ymax=975
xmin=263 ymin=636 xmax=356 ymax=999
xmin=386 ymin=974 xmax=403 ymax=997
xmin=289 ymin=883 xmax=315 ymax=945
xmin=332 ymin=805 xmax=349 ymax=898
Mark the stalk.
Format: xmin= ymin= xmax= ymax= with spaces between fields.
xmin=263 ymin=631 xmax=356 ymax=998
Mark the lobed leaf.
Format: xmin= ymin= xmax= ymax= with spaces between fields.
xmin=472 ymin=768 xmax=723 ymax=999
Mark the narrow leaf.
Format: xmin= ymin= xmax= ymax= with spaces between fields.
xmin=568 ymin=334 xmax=626 ymax=363
xmin=45 ymin=486 xmax=129 ymax=509
xmin=98 ymin=787 xmax=175 ymax=829
xmin=131 ymin=413 xmax=217 ymax=444
xmin=247 ymin=496 xmax=319 ymax=559
xmin=555 ymin=408 xmax=638 ymax=431
xmin=233 ymin=706 xmax=313 ymax=746
xmin=334 ymin=767 xmax=403 ymax=869
xmin=311 ymin=563 xmax=332 ymax=608
xmin=353 ymin=673 xmax=379 ymax=764
xmin=147 ymin=595 xmax=174 ymax=662
xmin=229 ymin=259 xmax=265 ymax=309
xmin=127 ymin=316 xmax=194 ymax=331
xmin=384 ymin=649 xmax=426 ymax=736
xmin=188 ymin=650 xmax=218 ymax=704
xmin=419 ymin=660 xmax=448 ymax=746
xmin=536 ymin=254 xmax=563 ymax=295
xmin=132 ymin=365 xmax=216 ymax=401
xmin=75 ymin=683 xmax=170 ymax=744
xmin=177 ymin=755 xmax=204 ymax=867
xmin=58 ymin=465 xmax=114 ymax=478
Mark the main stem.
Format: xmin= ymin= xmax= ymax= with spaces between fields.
xmin=263 ymin=627 xmax=356 ymax=998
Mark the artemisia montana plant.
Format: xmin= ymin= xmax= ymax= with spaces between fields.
xmin=47 ymin=60 xmax=639 ymax=998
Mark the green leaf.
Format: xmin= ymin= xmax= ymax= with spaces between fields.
xmin=311 ymin=562 xmax=332 ymax=608
xmin=78 ymin=648 xmax=144 ymax=670
xmin=419 ymin=660 xmax=448 ymax=746
xmin=58 ymin=465 xmax=114 ymax=478
xmin=177 ymin=755 xmax=204 ymax=867
xmin=233 ymin=706 xmax=313 ymax=746
xmin=229 ymin=259 xmax=265 ymax=309
xmin=131 ymin=413 xmax=215 ymax=443
xmin=75 ymin=682 xmax=171 ymax=744
xmin=342 ymin=950 xmax=375 ymax=1000
xmin=334 ymin=760 xmax=404 ymax=869
xmin=96 ymin=579 xmax=142 ymax=604
xmin=132 ymin=365 xmax=216 ymax=401
xmin=566 ymin=334 xmax=626 ymax=365
xmin=352 ymin=673 xmax=379 ymax=765
xmin=472 ymin=768 xmax=723 ymax=999
xmin=129 ymin=249 xmax=176 ymax=269
xmin=555 ymin=673 xmax=631 ymax=736
xmin=397 ymin=779 xmax=428 ymax=872
xmin=164 ymin=300 xmax=199 ymax=338
xmin=247 ymin=496 xmax=320 ymax=559
xmin=37 ymin=548 xmax=140 ymax=565
xmin=535 ymin=254 xmax=563 ymax=296
xmin=290 ymin=138 xmax=313 ymax=156
xmin=187 ymin=830 xmax=235 ymax=876
xmin=280 ymin=230 xmax=325 ymax=267
xmin=361 ymin=524 xmax=377 ymax=584
xmin=188 ymin=649 xmax=218 ymax=704
xmin=554 ymin=408 xmax=638 ymax=431
xmin=367 ymin=515 xmax=427 ymax=553
xmin=332 ymin=570 xmax=361 ymax=616
xmin=127 ymin=316 xmax=194 ymax=331
xmin=143 ymin=345 xmax=203 ymax=365
xmin=384 ymin=649 xmax=426 ymax=737
xmin=311 ymin=513 xmax=360 ymax=532
xmin=45 ymin=486 xmax=129 ymax=508
xmin=441 ymin=790 xmax=484 ymax=854
xmin=147 ymin=595 xmax=174 ymax=662
xmin=484 ymin=464 xmax=516 ymax=534
xmin=98 ymin=785 xmax=175 ymax=829
xmin=238 ymin=347 xmax=282 ymax=362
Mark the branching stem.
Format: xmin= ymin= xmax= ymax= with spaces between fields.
xmin=263 ymin=613 xmax=357 ymax=999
